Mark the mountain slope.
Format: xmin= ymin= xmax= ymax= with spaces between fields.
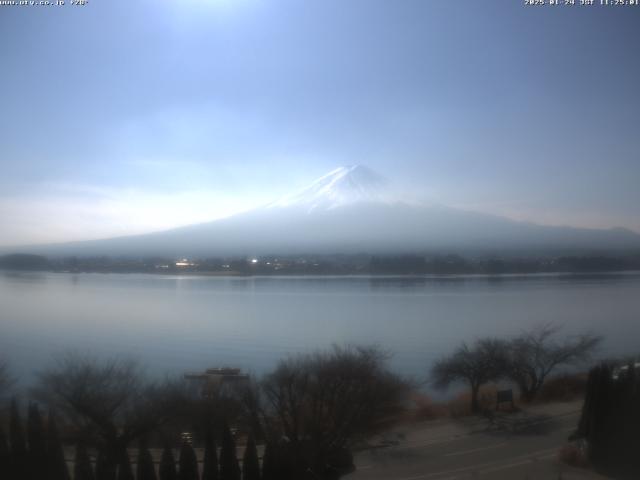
xmin=9 ymin=165 xmax=640 ymax=258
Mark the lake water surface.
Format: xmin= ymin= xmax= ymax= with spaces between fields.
xmin=1 ymin=271 xmax=639 ymax=386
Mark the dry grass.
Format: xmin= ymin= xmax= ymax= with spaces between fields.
xmin=410 ymin=392 xmax=449 ymax=421
xmin=536 ymin=373 xmax=587 ymax=404
xmin=407 ymin=374 xmax=586 ymax=423
xmin=409 ymin=385 xmax=506 ymax=420
xmin=447 ymin=385 xmax=501 ymax=418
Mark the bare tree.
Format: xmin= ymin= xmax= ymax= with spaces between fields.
xmin=256 ymin=345 xmax=409 ymax=479
xmin=431 ymin=338 xmax=508 ymax=414
xmin=33 ymin=353 xmax=189 ymax=478
xmin=505 ymin=324 xmax=601 ymax=402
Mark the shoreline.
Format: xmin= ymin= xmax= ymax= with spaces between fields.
xmin=2 ymin=268 xmax=640 ymax=279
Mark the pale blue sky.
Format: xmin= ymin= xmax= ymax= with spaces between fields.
xmin=1 ymin=0 xmax=639 ymax=245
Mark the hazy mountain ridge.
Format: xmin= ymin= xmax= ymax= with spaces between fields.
xmin=5 ymin=165 xmax=640 ymax=258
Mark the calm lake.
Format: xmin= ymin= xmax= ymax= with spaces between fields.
xmin=1 ymin=271 xmax=639 ymax=386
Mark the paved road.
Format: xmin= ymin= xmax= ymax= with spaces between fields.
xmin=349 ymin=405 xmax=606 ymax=480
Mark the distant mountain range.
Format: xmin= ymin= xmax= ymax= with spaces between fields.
xmin=7 ymin=165 xmax=640 ymax=258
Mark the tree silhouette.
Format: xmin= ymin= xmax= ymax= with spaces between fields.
xmin=178 ymin=442 xmax=198 ymax=480
xmin=47 ymin=411 xmax=71 ymax=480
xmin=27 ymin=403 xmax=47 ymax=480
xmin=241 ymin=434 xmax=260 ymax=480
xmin=159 ymin=445 xmax=178 ymax=480
xmin=136 ymin=439 xmax=157 ymax=480
xmin=219 ymin=424 xmax=240 ymax=480
xmin=257 ymin=441 xmax=293 ymax=480
xmin=263 ymin=440 xmax=293 ymax=480
xmin=577 ymin=361 xmax=640 ymax=477
xmin=74 ymin=442 xmax=96 ymax=480
xmin=505 ymin=324 xmax=601 ymax=402
xmin=260 ymin=443 xmax=277 ymax=480
xmin=202 ymin=429 xmax=219 ymax=480
xmin=431 ymin=338 xmax=508 ymax=413
xmin=117 ymin=449 xmax=135 ymax=480
xmin=0 ymin=427 xmax=10 ymax=480
xmin=35 ymin=354 xmax=188 ymax=476
xmin=9 ymin=399 xmax=27 ymax=479
xmin=95 ymin=449 xmax=111 ymax=480
xmin=259 ymin=346 xmax=405 ymax=475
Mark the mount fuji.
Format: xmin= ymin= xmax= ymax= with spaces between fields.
xmin=12 ymin=165 xmax=640 ymax=257
xmin=266 ymin=165 xmax=393 ymax=212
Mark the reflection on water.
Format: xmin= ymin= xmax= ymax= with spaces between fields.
xmin=1 ymin=271 xmax=639 ymax=386
xmin=1 ymin=271 xmax=48 ymax=284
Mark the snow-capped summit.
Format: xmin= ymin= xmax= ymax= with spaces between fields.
xmin=268 ymin=165 xmax=391 ymax=212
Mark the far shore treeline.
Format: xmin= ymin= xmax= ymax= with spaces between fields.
xmin=1 ymin=252 xmax=640 ymax=275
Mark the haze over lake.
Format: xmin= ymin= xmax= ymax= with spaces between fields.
xmin=2 ymin=271 xmax=639 ymax=386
